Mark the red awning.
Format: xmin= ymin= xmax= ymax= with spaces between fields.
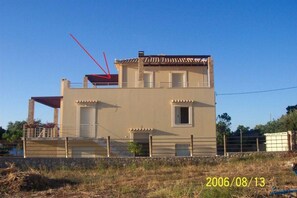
xmin=86 ymin=74 xmax=118 ymax=86
xmin=31 ymin=96 xmax=62 ymax=108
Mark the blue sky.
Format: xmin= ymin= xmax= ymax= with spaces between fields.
xmin=0 ymin=0 xmax=296 ymax=130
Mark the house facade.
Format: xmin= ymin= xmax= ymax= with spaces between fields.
xmin=24 ymin=51 xmax=216 ymax=157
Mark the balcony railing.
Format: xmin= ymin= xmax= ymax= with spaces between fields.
xmin=69 ymin=81 xmax=209 ymax=89
xmin=23 ymin=126 xmax=59 ymax=138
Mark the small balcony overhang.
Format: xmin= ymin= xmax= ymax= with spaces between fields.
xmin=31 ymin=96 xmax=63 ymax=108
xmin=86 ymin=74 xmax=118 ymax=86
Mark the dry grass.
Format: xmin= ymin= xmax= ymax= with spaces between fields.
xmin=1 ymin=153 xmax=297 ymax=197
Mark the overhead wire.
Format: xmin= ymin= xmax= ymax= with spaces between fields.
xmin=216 ymin=85 xmax=297 ymax=96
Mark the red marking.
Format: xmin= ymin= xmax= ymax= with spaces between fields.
xmin=69 ymin=33 xmax=111 ymax=79
xmin=90 ymin=74 xmax=111 ymax=79
xmin=103 ymin=52 xmax=111 ymax=79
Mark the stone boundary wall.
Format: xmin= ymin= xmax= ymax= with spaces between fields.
xmin=0 ymin=152 xmax=291 ymax=170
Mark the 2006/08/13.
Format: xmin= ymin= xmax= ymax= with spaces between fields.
xmin=206 ymin=177 xmax=265 ymax=187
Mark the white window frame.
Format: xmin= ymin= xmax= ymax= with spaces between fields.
xmin=171 ymin=103 xmax=193 ymax=127
xmin=169 ymin=71 xmax=187 ymax=88
xmin=143 ymin=71 xmax=154 ymax=88
xmin=135 ymin=71 xmax=154 ymax=88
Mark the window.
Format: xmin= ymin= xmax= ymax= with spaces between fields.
xmin=175 ymin=107 xmax=189 ymax=124
xmin=143 ymin=72 xmax=154 ymax=88
xmin=175 ymin=144 xmax=190 ymax=156
xmin=135 ymin=71 xmax=154 ymax=88
xmin=170 ymin=71 xmax=187 ymax=88
xmin=171 ymin=104 xmax=193 ymax=127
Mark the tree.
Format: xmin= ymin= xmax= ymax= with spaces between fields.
xmin=0 ymin=126 xmax=6 ymax=140
xmin=2 ymin=121 xmax=27 ymax=142
xmin=217 ymin=113 xmax=232 ymax=134
xmin=128 ymin=142 xmax=142 ymax=156
xmin=234 ymin=125 xmax=250 ymax=135
xmin=254 ymin=108 xmax=297 ymax=134
xmin=286 ymin=104 xmax=297 ymax=114
xmin=216 ymin=113 xmax=232 ymax=145
xmin=281 ymin=109 xmax=297 ymax=131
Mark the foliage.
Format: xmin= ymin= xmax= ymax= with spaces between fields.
xmin=217 ymin=113 xmax=232 ymax=134
xmin=255 ymin=109 xmax=297 ymax=133
xmin=281 ymin=109 xmax=297 ymax=131
xmin=127 ymin=142 xmax=142 ymax=156
xmin=3 ymin=120 xmax=43 ymax=142
xmin=2 ymin=121 xmax=27 ymax=142
xmin=0 ymin=127 xmax=6 ymax=140
xmin=286 ymin=104 xmax=297 ymax=114
xmin=233 ymin=125 xmax=250 ymax=134
xmin=216 ymin=113 xmax=232 ymax=145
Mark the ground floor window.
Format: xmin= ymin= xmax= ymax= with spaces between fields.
xmin=171 ymin=104 xmax=193 ymax=127
xmin=175 ymin=144 xmax=190 ymax=156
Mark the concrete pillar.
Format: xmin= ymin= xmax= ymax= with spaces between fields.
xmin=61 ymin=79 xmax=70 ymax=96
xmin=138 ymin=55 xmax=144 ymax=87
xmin=53 ymin=108 xmax=59 ymax=137
xmin=65 ymin=137 xmax=69 ymax=158
xmin=208 ymin=57 xmax=214 ymax=88
xmin=83 ymin=76 xmax=88 ymax=88
xmin=54 ymin=108 xmax=59 ymax=125
xmin=288 ymin=133 xmax=292 ymax=151
xmin=107 ymin=136 xmax=111 ymax=157
xmin=190 ymin=135 xmax=194 ymax=157
xmin=223 ymin=135 xmax=227 ymax=156
xmin=27 ymin=99 xmax=35 ymax=124
xmin=149 ymin=135 xmax=153 ymax=157
xmin=23 ymin=137 xmax=27 ymax=158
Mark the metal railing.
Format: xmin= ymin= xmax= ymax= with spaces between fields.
xmin=69 ymin=81 xmax=209 ymax=89
xmin=23 ymin=126 xmax=59 ymax=138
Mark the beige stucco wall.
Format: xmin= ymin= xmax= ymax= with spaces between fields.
xmin=61 ymin=87 xmax=215 ymax=136
xmin=59 ymin=85 xmax=216 ymax=156
xmin=119 ymin=63 xmax=208 ymax=88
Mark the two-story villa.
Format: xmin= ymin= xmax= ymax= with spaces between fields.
xmin=24 ymin=51 xmax=216 ymax=157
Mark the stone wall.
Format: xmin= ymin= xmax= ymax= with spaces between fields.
xmin=0 ymin=152 xmax=290 ymax=170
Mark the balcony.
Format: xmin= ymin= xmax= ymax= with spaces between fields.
xmin=23 ymin=124 xmax=59 ymax=138
xmin=69 ymin=81 xmax=210 ymax=89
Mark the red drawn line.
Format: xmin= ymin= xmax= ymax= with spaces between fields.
xmin=69 ymin=33 xmax=111 ymax=79
xmin=103 ymin=52 xmax=111 ymax=79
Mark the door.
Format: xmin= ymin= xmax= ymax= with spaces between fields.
xmin=133 ymin=133 xmax=150 ymax=157
xmin=80 ymin=107 xmax=95 ymax=137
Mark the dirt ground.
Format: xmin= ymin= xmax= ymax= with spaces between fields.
xmin=1 ymin=152 xmax=297 ymax=198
